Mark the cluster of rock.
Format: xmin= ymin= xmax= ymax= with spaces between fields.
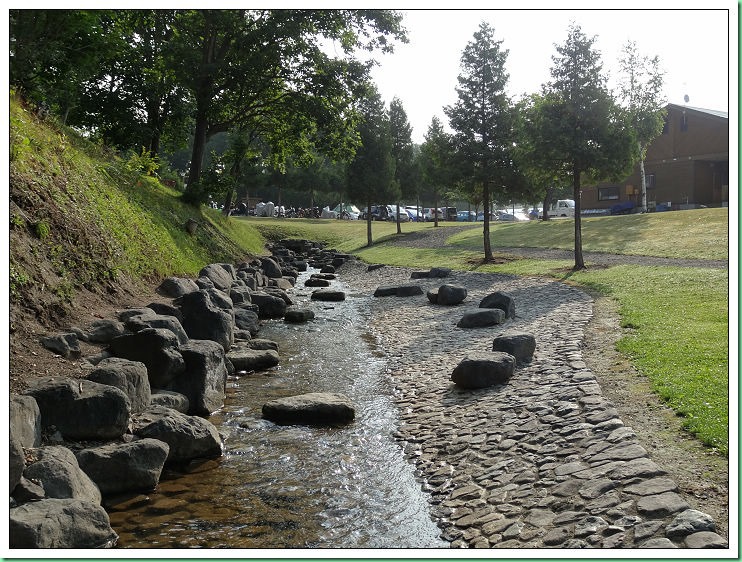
xmin=10 ymin=240 xmax=356 ymax=548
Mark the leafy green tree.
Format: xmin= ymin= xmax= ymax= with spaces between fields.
xmin=9 ymin=10 xmax=113 ymax=123
xmin=527 ymin=24 xmax=637 ymax=269
xmin=346 ymin=87 xmax=395 ymax=247
xmin=444 ymin=22 xmax=514 ymax=261
xmin=172 ymin=9 xmax=406 ymax=205
xmin=388 ymin=97 xmax=414 ymax=233
xmin=419 ymin=116 xmax=454 ymax=227
xmin=618 ymin=40 xmax=667 ymax=213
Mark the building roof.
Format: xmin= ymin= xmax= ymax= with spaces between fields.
xmin=667 ymin=103 xmax=728 ymax=120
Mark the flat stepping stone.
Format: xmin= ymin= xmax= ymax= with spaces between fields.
xmin=311 ymin=289 xmax=346 ymax=301
xmin=284 ymin=308 xmax=315 ymax=323
xmin=262 ymin=392 xmax=355 ymax=425
xmin=226 ymin=347 xmax=280 ymax=372
xmin=373 ymin=284 xmax=423 ymax=297
xmin=304 ymin=278 xmax=331 ymax=287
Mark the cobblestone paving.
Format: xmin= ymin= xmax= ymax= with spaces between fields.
xmin=338 ymin=260 xmax=727 ymax=549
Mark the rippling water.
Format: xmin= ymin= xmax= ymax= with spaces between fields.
xmin=108 ymin=269 xmax=447 ymax=549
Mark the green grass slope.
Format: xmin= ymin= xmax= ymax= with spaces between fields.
xmin=9 ymin=94 xmax=264 ymax=322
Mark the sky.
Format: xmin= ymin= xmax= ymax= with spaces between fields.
xmin=364 ymin=6 xmax=736 ymax=144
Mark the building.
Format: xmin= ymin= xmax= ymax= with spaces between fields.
xmin=583 ymin=104 xmax=729 ymax=212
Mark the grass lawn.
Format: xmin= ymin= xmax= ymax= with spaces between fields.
xmin=245 ymin=216 xmax=730 ymax=455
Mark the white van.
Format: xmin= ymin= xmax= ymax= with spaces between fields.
xmin=550 ymin=199 xmax=575 ymax=217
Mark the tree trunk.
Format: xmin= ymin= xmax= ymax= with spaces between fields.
xmin=573 ymin=168 xmax=585 ymax=270
xmin=396 ymin=199 xmax=402 ymax=234
xmin=639 ymin=143 xmax=647 ymax=213
xmin=184 ymin=103 xmax=209 ymax=203
xmin=483 ymin=182 xmax=493 ymax=261
xmin=542 ymin=186 xmax=555 ymax=221
xmin=366 ymin=195 xmax=373 ymax=247
xmin=434 ymin=193 xmax=440 ymax=227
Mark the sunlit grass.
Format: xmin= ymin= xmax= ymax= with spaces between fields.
xmin=447 ymin=210 xmax=729 ymax=260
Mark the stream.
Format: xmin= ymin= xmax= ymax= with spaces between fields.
xmin=107 ymin=268 xmax=447 ymax=549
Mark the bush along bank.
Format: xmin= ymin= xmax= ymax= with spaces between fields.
xmin=9 ymin=240 xmax=357 ymax=548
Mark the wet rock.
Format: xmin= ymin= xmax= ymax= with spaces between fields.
xmin=227 ymin=346 xmax=280 ymax=372
xmin=9 ymin=498 xmax=118 ymax=548
xmin=311 ymin=289 xmax=346 ymax=301
xmin=262 ymin=392 xmax=355 ymax=425
xmin=284 ymin=308 xmax=315 ymax=323
xmin=132 ymin=406 xmax=223 ymax=464
xmin=250 ymin=291 xmax=288 ymax=319
xmin=75 ymin=438 xmax=169 ymax=496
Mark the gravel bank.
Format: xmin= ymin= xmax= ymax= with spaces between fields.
xmin=336 ymin=259 xmax=727 ymax=549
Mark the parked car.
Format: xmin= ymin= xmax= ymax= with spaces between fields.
xmin=497 ymin=212 xmax=528 ymax=222
xmin=456 ymin=210 xmax=477 ymax=222
xmin=386 ymin=205 xmax=410 ymax=222
xmin=444 ymin=207 xmax=458 ymax=221
xmin=404 ymin=206 xmax=423 ymax=222
xmin=332 ymin=203 xmax=361 ymax=220
xmin=423 ymin=207 xmax=443 ymax=222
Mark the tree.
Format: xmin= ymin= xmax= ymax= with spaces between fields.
xmin=172 ymin=9 xmax=406 ymax=205
xmin=388 ymin=97 xmax=414 ymax=233
xmin=419 ymin=116 xmax=454 ymax=227
xmin=618 ymin=40 xmax=667 ymax=213
xmin=444 ymin=22 xmax=514 ymax=261
xmin=346 ymin=87 xmax=395 ymax=247
xmin=530 ymin=24 xmax=637 ymax=269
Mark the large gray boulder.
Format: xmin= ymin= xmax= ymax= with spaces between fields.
xmin=457 ymin=309 xmax=506 ymax=329
xmin=234 ymin=307 xmax=261 ymax=335
xmin=492 ymin=331 xmax=537 ymax=364
xmin=479 ymin=291 xmax=516 ymax=319
xmin=9 ymin=498 xmax=118 ymax=548
xmin=245 ymin=339 xmax=279 ymax=351
xmin=125 ymin=313 xmax=189 ymax=345
xmin=260 ymin=257 xmax=284 ymax=279
xmin=171 ymin=339 xmax=228 ymax=416
xmin=262 ymin=392 xmax=355 ymax=426
xmin=75 ymin=438 xmax=169 ymax=496
xmin=85 ymin=319 xmax=126 ymax=344
xmin=250 ymin=291 xmax=288 ymax=319
xmin=432 ymin=284 xmax=468 ymax=306
xmin=199 ymin=263 xmax=235 ymax=291
xmin=108 ymin=328 xmax=185 ymax=389
xmin=10 ymin=394 xmax=42 ymax=448
xmin=284 ymin=308 xmax=315 ymax=323
xmin=178 ymin=290 xmax=234 ymax=351
xmin=450 ymin=352 xmax=516 ymax=389
xmin=24 ymin=445 xmax=102 ymax=504
xmin=157 ymin=276 xmax=199 ymax=298
xmin=24 ymin=378 xmax=130 ymax=441
xmin=86 ymin=357 xmax=152 ymax=414
xmin=131 ymin=406 xmax=223 ymax=465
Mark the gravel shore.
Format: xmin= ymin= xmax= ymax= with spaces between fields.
xmin=336 ymin=258 xmax=727 ymax=549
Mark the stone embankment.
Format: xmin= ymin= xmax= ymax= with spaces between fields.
xmin=9 ymin=240 xmax=353 ymax=549
xmin=338 ymin=260 xmax=728 ymax=549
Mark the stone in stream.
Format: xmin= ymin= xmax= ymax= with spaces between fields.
xmin=284 ymin=308 xmax=315 ymax=323
xmin=262 ymin=392 xmax=355 ymax=426
xmin=227 ymin=345 xmax=280 ymax=372
xmin=311 ymin=289 xmax=346 ymax=302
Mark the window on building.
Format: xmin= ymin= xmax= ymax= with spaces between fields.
xmin=646 ymin=173 xmax=656 ymax=189
xmin=680 ymin=112 xmax=688 ymax=132
xmin=598 ymin=187 xmax=620 ymax=201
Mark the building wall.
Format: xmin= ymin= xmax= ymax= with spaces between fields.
xmin=582 ymin=105 xmax=728 ymax=211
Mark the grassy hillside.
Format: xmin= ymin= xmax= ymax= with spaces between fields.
xmin=9 ymin=94 xmax=264 ymax=323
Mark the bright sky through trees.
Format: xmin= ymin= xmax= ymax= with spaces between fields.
xmin=368 ymin=7 xmax=734 ymax=143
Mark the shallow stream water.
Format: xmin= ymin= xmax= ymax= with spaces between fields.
xmin=107 ymin=269 xmax=447 ymax=549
